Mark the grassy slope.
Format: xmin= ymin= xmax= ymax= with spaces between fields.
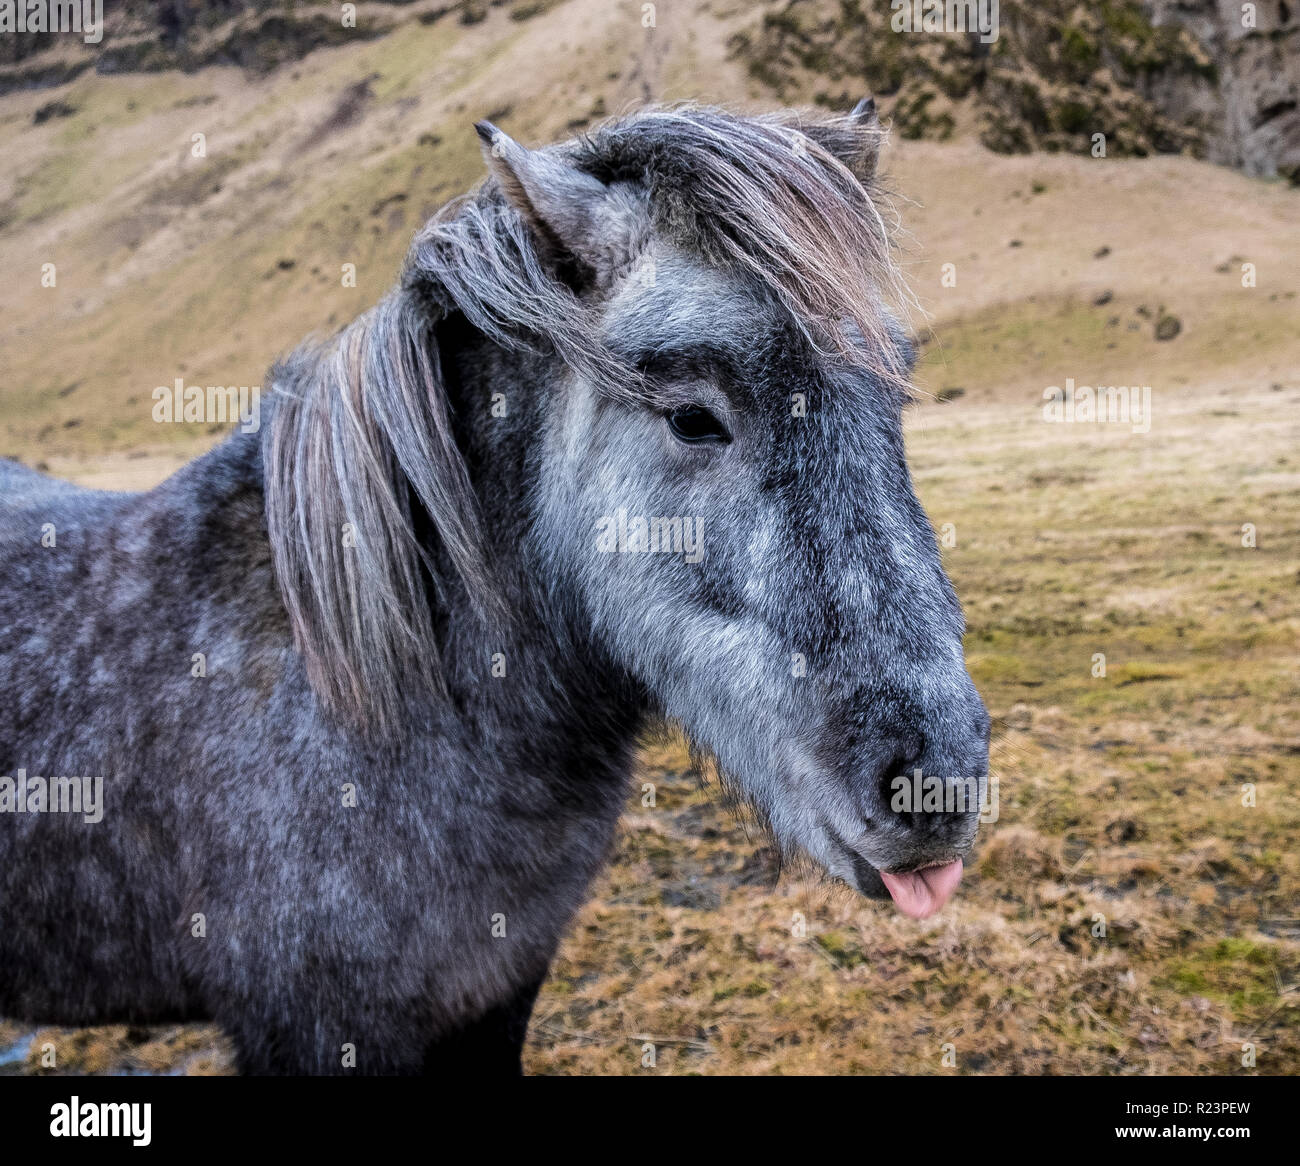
xmin=0 ymin=0 xmax=1296 ymax=1075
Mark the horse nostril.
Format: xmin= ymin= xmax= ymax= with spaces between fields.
xmin=874 ymin=741 xmax=925 ymax=827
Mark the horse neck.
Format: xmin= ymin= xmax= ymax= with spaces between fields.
xmin=435 ymin=314 xmax=648 ymax=734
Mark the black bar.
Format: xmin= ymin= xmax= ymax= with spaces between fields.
xmin=0 ymin=1074 xmax=1292 ymax=1153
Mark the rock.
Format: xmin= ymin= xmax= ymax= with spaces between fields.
xmin=1155 ymin=314 xmax=1182 ymax=341
xmin=733 ymin=1 xmax=1300 ymax=179
xmin=1105 ymin=817 xmax=1146 ymax=844
xmin=1146 ymin=0 xmax=1300 ymax=181
xmin=33 ymin=100 xmax=77 ymax=125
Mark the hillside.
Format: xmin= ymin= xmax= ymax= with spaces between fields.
xmin=3 ymin=1 xmax=1298 ymax=469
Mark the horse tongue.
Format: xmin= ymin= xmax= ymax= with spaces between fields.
xmin=878 ymin=859 xmax=963 ymax=919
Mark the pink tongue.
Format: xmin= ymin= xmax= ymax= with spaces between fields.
xmin=878 ymin=859 xmax=963 ymax=919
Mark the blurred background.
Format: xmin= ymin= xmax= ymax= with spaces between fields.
xmin=0 ymin=0 xmax=1297 ymax=1074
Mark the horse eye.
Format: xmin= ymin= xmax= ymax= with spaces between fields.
xmin=666 ymin=405 xmax=730 ymax=445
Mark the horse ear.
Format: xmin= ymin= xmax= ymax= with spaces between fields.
xmin=474 ymin=121 xmax=642 ymax=281
xmin=828 ymin=96 xmax=885 ymax=184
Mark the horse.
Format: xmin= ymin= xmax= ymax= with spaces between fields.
xmin=0 ymin=102 xmax=990 ymax=1075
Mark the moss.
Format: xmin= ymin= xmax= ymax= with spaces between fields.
xmin=1159 ymin=939 xmax=1281 ymax=1011
xmin=1060 ymin=25 xmax=1101 ymax=78
xmin=814 ymin=931 xmax=867 ymax=969
xmin=1211 ymin=938 xmax=1274 ymax=968
xmin=733 ymin=0 xmax=1213 ymax=158
xmin=969 ymin=654 xmax=1027 ymax=686
xmin=510 ymin=0 xmax=566 ymax=20
xmin=1111 ymin=662 xmax=1185 ymax=686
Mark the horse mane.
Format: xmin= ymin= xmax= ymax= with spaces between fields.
xmin=263 ymin=104 xmax=910 ymax=734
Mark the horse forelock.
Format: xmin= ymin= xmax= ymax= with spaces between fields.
xmin=407 ymin=104 xmax=913 ymax=393
xmin=578 ymin=106 xmax=913 ymax=385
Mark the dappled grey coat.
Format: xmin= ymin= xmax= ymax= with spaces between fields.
xmin=0 ymin=103 xmax=988 ymax=1074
